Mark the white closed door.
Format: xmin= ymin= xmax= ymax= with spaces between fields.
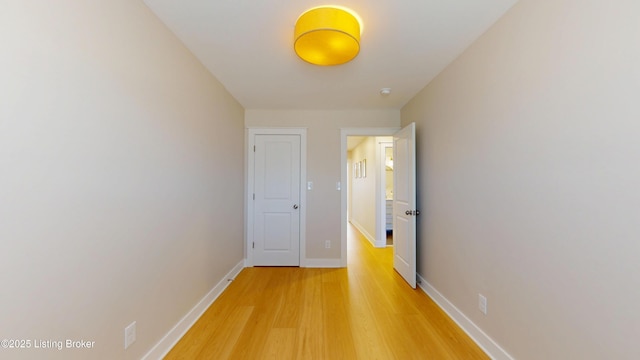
xmin=253 ymin=134 xmax=301 ymax=266
xmin=393 ymin=123 xmax=417 ymax=288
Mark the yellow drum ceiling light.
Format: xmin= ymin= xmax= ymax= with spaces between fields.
xmin=294 ymin=6 xmax=361 ymax=66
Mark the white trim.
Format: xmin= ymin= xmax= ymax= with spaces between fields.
xmin=246 ymin=129 xmax=255 ymax=266
xmin=340 ymin=128 xmax=400 ymax=267
xmin=244 ymin=129 xmax=250 ymax=261
xmin=142 ymin=261 xmax=245 ymax=360
xmin=350 ymin=219 xmax=383 ymax=248
xmin=416 ymin=274 xmax=514 ymax=360
xmin=303 ymin=258 xmax=342 ymax=268
xmin=246 ymin=127 xmax=307 ymax=267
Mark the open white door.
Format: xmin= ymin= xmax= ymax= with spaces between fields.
xmin=393 ymin=123 xmax=417 ymax=288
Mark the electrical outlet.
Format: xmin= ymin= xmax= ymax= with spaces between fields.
xmin=325 ymin=240 xmax=331 ymax=249
xmin=124 ymin=321 xmax=136 ymax=349
xmin=478 ymin=294 xmax=487 ymax=315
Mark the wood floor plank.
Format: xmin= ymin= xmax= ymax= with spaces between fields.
xmin=295 ymin=269 xmax=324 ymax=359
xmin=345 ymin=277 xmax=395 ymax=359
xmin=322 ymin=280 xmax=358 ymax=359
xmin=262 ymin=328 xmax=297 ymax=359
xmin=273 ymin=267 xmax=304 ymax=328
xmin=194 ymin=306 xmax=254 ymax=359
xmin=227 ymin=268 xmax=285 ymax=359
xmin=164 ymin=224 xmax=489 ymax=359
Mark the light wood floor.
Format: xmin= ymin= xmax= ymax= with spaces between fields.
xmin=164 ymin=225 xmax=488 ymax=359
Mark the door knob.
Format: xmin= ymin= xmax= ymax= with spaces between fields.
xmin=293 ymin=204 xmax=299 ymax=209
xmin=405 ymin=210 xmax=411 ymax=215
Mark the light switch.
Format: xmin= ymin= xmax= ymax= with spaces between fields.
xmin=336 ymin=182 xmax=341 ymax=191
xmin=307 ymin=181 xmax=313 ymax=190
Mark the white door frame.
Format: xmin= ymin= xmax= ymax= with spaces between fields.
xmin=340 ymin=127 xmax=399 ymax=267
xmin=246 ymin=128 xmax=307 ymax=267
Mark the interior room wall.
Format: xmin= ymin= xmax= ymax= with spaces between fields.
xmin=401 ymin=0 xmax=640 ymax=359
xmin=349 ymin=137 xmax=377 ymax=244
xmin=0 ymin=1 xmax=245 ymax=359
xmin=245 ymin=110 xmax=400 ymax=260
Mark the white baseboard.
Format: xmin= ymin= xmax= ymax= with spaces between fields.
xmin=142 ymin=260 xmax=245 ymax=360
xmin=350 ymin=220 xmax=385 ymax=248
xmin=416 ymin=274 xmax=514 ymax=360
xmin=303 ymin=258 xmax=342 ymax=268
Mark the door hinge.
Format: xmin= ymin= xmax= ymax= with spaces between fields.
xmin=253 ymin=193 xmax=255 ymax=200
xmin=252 ymin=242 xmax=255 ymax=249
xmin=253 ymin=145 xmax=256 ymax=152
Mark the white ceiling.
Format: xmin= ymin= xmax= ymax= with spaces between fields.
xmin=144 ymin=0 xmax=518 ymax=110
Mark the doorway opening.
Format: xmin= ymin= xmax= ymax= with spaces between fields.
xmin=340 ymin=124 xmax=417 ymax=288
xmin=340 ymin=128 xmax=398 ymax=267
xmin=346 ymin=135 xmax=394 ymax=249
xmin=383 ymin=144 xmax=394 ymax=246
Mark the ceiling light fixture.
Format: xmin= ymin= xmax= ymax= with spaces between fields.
xmin=294 ymin=6 xmax=361 ymax=66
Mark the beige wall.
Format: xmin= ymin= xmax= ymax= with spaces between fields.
xmin=1 ymin=1 xmax=244 ymax=359
xmin=246 ymin=110 xmax=400 ymax=259
xmin=402 ymin=0 xmax=640 ymax=359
